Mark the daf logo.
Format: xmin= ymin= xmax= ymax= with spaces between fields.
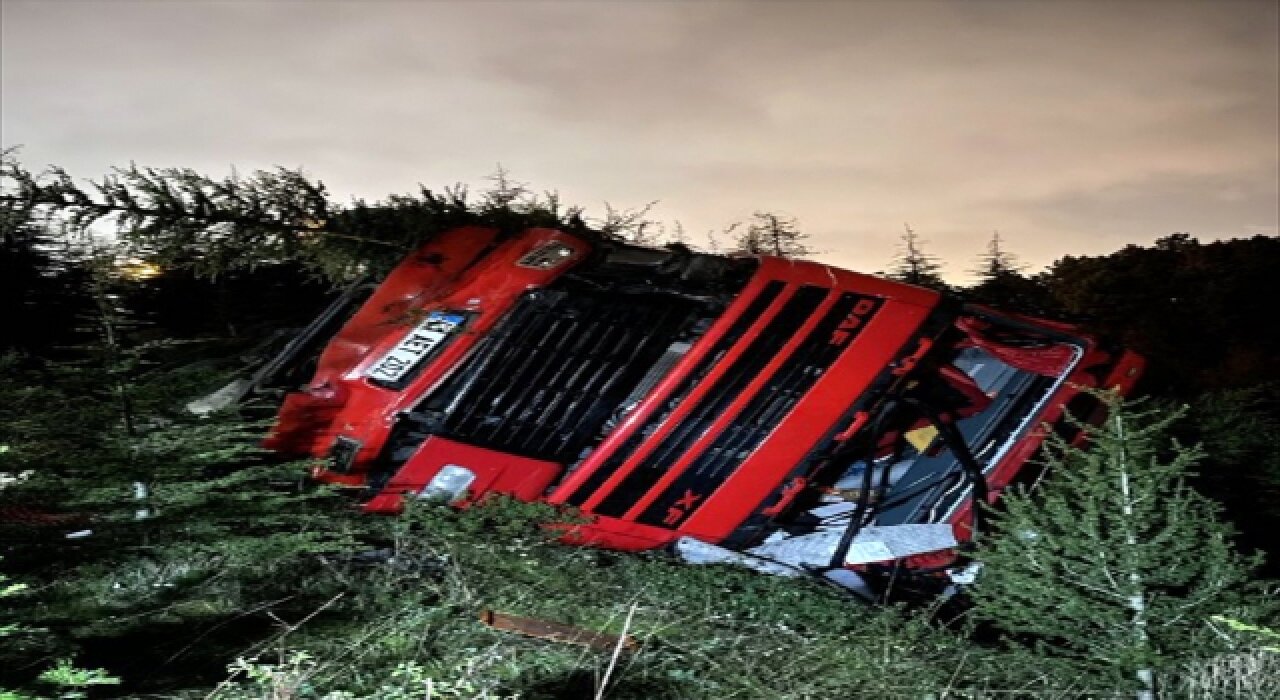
xmin=828 ymin=298 xmax=878 ymax=347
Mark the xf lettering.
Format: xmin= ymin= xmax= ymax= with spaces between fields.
xmin=662 ymin=490 xmax=703 ymax=526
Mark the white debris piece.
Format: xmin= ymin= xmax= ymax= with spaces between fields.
xmin=677 ymin=522 xmax=958 ymax=572
xmin=740 ymin=522 xmax=959 ymax=569
xmin=133 ymin=481 xmax=151 ymax=520
xmin=806 ymin=501 xmax=858 ymax=520
xmin=186 ymin=378 xmax=253 ymax=416
xmin=0 ymin=469 xmax=33 ymax=490
xmin=673 ymin=537 xmax=804 ymax=577
xmin=750 ymin=529 xmax=843 ymax=566
xmin=946 ymin=560 xmax=983 ymax=586
xmin=843 ymin=524 xmax=958 ymax=565
xmin=674 ymin=536 xmax=878 ymax=597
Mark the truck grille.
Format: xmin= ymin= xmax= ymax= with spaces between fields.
xmin=414 ymin=288 xmax=702 ymax=463
xmin=590 ymin=285 xmax=827 ymax=515
xmin=564 ymin=281 xmax=786 ymax=506
xmin=635 ymin=291 xmax=880 ymax=526
xmin=581 ymin=287 xmax=881 ymax=525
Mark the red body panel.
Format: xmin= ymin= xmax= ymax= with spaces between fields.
xmin=364 ymin=436 xmax=561 ymax=512
xmin=266 ymin=227 xmax=587 ymax=464
xmin=682 ymin=299 xmax=932 ymax=542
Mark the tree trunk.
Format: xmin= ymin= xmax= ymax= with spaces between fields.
xmin=1118 ymin=414 xmax=1155 ymax=700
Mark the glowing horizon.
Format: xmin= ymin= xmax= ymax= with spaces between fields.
xmin=3 ymin=0 xmax=1275 ymax=282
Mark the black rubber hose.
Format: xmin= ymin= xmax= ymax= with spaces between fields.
xmin=825 ymin=396 xmax=991 ymax=571
xmin=902 ymin=397 xmax=988 ymax=537
xmin=826 ymin=400 xmax=899 ymax=569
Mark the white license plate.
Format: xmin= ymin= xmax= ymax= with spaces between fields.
xmin=365 ymin=311 xmax=466 ymax=384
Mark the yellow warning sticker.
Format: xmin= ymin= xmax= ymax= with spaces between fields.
xmin=905 ymin=425 xmax=939 ymax=452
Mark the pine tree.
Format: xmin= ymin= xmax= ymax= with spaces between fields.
xmin=971 ymin=230 xmax=1022 ymax=282
xmin=970 ymin=396 xmax=1264 ymax=697
xmin=0 ymin=157 xmax=581 ymax=284
xmin=963 ymin=231 xmax=1055 ymax=311
xmin=597 ymin=200 xmax=663 ymax=245
xmin=732 ymin=211 xmax=813 ymax=259
xmin=887 ymin=223 xmax=947 ymax=290
xmin=1 ymin=152 xmax=93 ymax=356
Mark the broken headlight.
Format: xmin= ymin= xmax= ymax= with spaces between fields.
xmin=418 ymin=465 xmax=476 ymax=504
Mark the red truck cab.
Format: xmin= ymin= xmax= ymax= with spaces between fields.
xmin=263 ymin=225 xmax=1143 ymax=580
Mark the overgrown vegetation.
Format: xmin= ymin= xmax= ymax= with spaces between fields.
xmin=971 ymin=397 xmax=1273 ymax=697
xmin=2 ymin=155 xmax=1277 ymax=698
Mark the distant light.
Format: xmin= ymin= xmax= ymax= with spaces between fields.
xmin=116 ymin=258 xmax=164 ymax=281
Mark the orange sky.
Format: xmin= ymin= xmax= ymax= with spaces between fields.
xmin=2 ymin=0 xmax=1276 ymax=281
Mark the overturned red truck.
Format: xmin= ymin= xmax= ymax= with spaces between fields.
xmin=254 ymin=225 xmax=1143 ymax=592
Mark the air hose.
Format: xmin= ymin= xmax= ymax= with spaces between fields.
xmin=825 ymin=396 xmax=990 ymax=570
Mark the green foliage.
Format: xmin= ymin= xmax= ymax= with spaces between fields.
xmin=0 ymin=561 xmax=30 ymax=639
xmin=1175 ymin=385 xmax=1280 ymax=577
xmin=1211 ymin=615 xmax=1280 ymax=653
xmin=191 ymin=496 xmax=982 ymax=699
xmin=970 ymin=395 xmax=1269 ymax=691
xmin=36 ymin=661 xmax=120 ymax=699
xmin=2 ymin=573 xmax=120 ymax=700
xmin=1169 ymin=646 xmax=1280 ymax=699
xmin=1 ymin=154 xmax=589 ymax=284
xmin=0 ymin=158 xmax=93 ymax=356
xmin=0 ymin=309 xmax=365 ymax=695
xmin=213 ymin=651 xmax=516 ymax=699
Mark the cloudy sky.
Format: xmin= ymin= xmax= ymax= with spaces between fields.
xmin=3 ymin=0 xmax=1276 ymax=280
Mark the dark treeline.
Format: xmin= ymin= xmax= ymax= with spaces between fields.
xmin=4 ymin=156 xmax=1277 ymax=570
xmin=7 ymin=156 xmax=1277 ymax=397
